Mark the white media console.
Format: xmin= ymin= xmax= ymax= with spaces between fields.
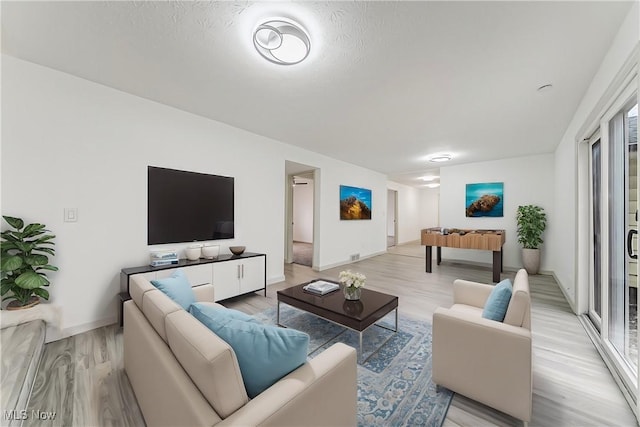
xmin=119 ymin=252 xmax=266 ymax=326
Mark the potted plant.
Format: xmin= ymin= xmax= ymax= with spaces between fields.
xmin=1 ymin=216 xmax=58 ymax=310
xmin=516 ymin=205 xmax=546 ymax=275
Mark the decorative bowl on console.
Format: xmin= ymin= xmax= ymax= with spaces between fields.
xmin=186 ymin=244 xmax=202 ymax=261
xmin=201 ymin=244 xmax=220 ymax=259
xmin=229 ymin=246 xmax=246 ymax=255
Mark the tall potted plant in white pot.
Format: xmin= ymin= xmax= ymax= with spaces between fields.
xmin=1 ymin=216 xmax=58 ymax=309
xmin=516 ymin=205 xmax=546 ymax=275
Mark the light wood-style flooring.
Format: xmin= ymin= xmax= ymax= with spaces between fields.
xmin=24 ymin=243 xmax=638 ymax=426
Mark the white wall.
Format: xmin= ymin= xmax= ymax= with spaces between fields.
xmin=552 ymin=3 xmax=639 ymax=310
xmin=293 ymin=178 xmax=313 ymax=243
xmin=2 ymin=55 xmax=388 ymax=336
xmin=439 ymin=154 xmax=555 ymax=270
xmin=419 ymin=187 xmax=440 ymax=229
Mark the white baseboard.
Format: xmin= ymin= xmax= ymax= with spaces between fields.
xmin=316 ymin=251 xmax=386 ymax=272
xmin=47 ymin=315 xmax=117 ymax=343
xmin=267 ymin=275 xmax=285 ymax=285
xmin=396 ymin=239 xmax=420 ymax=245
xmin=552 ymin=271 xmax=577 ymax=314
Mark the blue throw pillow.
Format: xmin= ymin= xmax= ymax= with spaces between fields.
xmin=189 ymin=302 xmax=261 ymax=324
xmin=190 ymin=303 xmax=310 ymax=398
xmin=482 ymin=279 xmax=513 ymax=322
xmin=151 ymin=269 xmax=196 ymax=310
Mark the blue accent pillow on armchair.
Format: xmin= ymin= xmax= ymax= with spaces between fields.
xmin=482 ymin=279 xmax=513 ymax=322
xmin=190 ymin=303 xmax=309 ymax=398
xmin=150 ymin=269 xmax=196 ymax=310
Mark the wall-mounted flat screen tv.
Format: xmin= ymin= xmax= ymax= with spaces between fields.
xmin=148 ymin=166 xmax=234 ymax=245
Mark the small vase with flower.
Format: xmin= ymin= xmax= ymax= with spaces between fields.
xmin=338 ymin=270 xmax=366 ymax=300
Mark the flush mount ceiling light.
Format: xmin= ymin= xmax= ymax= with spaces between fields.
xmin=428 ymin=154 xmax=452 ymax=163
xmin=426 ymin=183 xmax=440 ymax=188
xmin=253 ymin=19 xmax=311 ymax=65
xmin=420 ymin=175 xmax=439 ymax=182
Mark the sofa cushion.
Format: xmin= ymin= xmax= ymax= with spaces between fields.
xmin=130 ymin=274 xmax=156 ymax=309
xmin=141 ymin=289 xmax=182 ymax=343
xmin=190 ymin=303 xmax=310 ymax=398
xmin=165 ymin=310 xmax=249 ymax=418
xmin=482 ymin=279 xmax=512 ymax=322
xmin=151 ymin=269 xmax=196 ymax=310
xmin=189 ymin=302 xmax=261 ymax=324
xmin=504 ymin=269 xmax=531 ymax=329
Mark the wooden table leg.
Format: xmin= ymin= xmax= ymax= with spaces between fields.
xmin=426 ymin=246 xmax=432 ymax=272
xmin=437 ymin=247 xmax=442 ymax=265
xmin=493 ymin=250 xmax=502 ymax=282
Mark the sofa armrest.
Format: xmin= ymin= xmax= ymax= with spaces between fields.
xmin=432 ymin=307 xmax=532 ymax=422
xmin=452 ymin=279 xmax=494 ymax=308
xmin=218 ymin=343 xmax=357 ymax=427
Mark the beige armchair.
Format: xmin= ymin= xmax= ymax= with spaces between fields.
xmin=432 ymin=269 xmax=532 ymax=424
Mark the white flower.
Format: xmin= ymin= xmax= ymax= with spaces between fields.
xmin=339 ymin=270 xmax=366 ymax=288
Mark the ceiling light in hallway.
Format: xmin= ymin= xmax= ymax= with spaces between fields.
xmin=428 ymin=154 xmax=452 ymax=163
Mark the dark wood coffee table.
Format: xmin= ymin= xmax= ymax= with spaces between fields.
xmin=277 ymin=280 xmax=398 ymax=362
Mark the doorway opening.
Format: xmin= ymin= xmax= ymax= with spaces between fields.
xmin=285 ymin=161 xmax=319 ymax=269
xmin=292 ymin=173 xmax=314 ymax=266
xmin=387 ymin=189 xmax=398 ymax=247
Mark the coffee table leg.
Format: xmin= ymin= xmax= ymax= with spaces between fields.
xmin=394 ymin=308 xmax=398 ymax=332
xmin=359 ymin=331 xmax=363 ymax=363
xmin=277 ymin=300 xmax=281 ymax=326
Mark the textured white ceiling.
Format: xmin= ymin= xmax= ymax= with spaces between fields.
xmin=1 ymin=1 xmax=633 ymax=186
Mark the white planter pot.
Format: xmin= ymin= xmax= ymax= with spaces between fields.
xmin=522 ymin=248 xmax=541 ymax=275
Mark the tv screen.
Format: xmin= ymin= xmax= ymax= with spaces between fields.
xmin=148 ymin=166 xmax=234 ymax=245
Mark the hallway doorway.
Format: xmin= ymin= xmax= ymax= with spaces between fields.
xmin=284 ymin=160 xmax=318 ymax=269
xmin=387 ymin=189 xmax=398 ymax=247
xmin=292 ymin=174 xmax=314 ymax=266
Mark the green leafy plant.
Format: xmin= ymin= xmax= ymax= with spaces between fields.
xmin=1 ymin=216 xmax=58 ymax=306
xmin=516 ymin=205 xmax=547 ymax=249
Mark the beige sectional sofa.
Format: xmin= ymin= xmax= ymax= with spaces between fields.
xmin=124 ymin=274 xmax=358 ymax=427
xmin=432 ymin=269 xmax=532 ymax=424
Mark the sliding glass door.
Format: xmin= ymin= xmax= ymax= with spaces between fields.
xmin=608 ymin=101 xmax=638 ymax=374
xmin=589 ymin=95 xmax=638 ymax=395
xmin=589 ymin=135 xmax=602 ymax=331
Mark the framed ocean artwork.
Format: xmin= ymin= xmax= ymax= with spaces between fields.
xmin=465 ymin=182 xmax=504 ymax=217
xmin=340 ymin=185 xmax=372 ymax=220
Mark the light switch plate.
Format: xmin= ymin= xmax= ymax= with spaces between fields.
xmin=64 ymin=208 xmax=78 ymax=222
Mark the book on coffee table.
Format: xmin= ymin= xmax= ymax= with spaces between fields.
xmin=303 ymin=280 xmax=339 ymax=295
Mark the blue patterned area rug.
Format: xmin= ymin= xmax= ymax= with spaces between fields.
xmin=255 ymin=305 xmax=453 ymax=427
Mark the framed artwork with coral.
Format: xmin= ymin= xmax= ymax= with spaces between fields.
xmin=465 ymin=182 xmax=503 ymax=217
xmin=340 ymin=185 xmax=372 ymax=220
